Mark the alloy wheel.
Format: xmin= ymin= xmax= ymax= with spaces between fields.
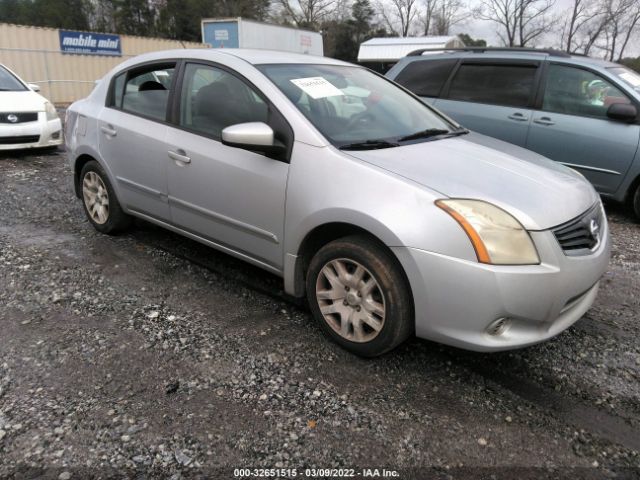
xmin=82 ymin=171 xmax=110 ymax=225
xmin=315 ymin=258 xmax=386 ymax=343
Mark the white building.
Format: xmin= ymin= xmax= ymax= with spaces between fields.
xmin=357 ymin=35 xmax=466 ymax=72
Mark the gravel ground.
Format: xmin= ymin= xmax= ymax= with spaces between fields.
xmin=0 ymin=148 xmax=639 ymax=480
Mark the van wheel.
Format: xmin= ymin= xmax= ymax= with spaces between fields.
xmin=306 ymin=235 xmax=413 ymax=357
xmin=633 ymin=185 xmax=640 ymax=221
xmin=80 ymin=161 xmax=131 ymax=234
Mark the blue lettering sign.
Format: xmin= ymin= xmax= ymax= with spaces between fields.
xmin=59 ymin=30 xmax=122 ymax=56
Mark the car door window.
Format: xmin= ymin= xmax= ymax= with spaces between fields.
xmin=542 ymin=64 xmax=631 ymax=119
xmin=117 ymin=65 xmax=175 ymax=121
xmin=394 ymin=59 xmax=458 ymax=97
xmin=448 ymin=63 xmax=538 ymax=108
xmin=179 ymin=63 xmax=269 ymax=139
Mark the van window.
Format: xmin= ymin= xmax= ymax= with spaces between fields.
xmin=543 ymin=64 xmax=631 ymax=119
xmin=448 ymin=64 xmax=538 ymax=108
xmin=118 ymin=65 xmax=175 ymax=121
xmin=394 ymin=59 xmax=458 ymax=97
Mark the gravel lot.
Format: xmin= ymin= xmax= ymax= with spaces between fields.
xmin=0 ymin=148 xmax=639 ymax=479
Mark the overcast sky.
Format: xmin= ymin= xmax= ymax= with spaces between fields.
xmin=440 ymin=0 xmax=640 ymax=57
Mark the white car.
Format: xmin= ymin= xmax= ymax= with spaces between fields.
xmin=0 ymin=63 xmax=62 ymax=151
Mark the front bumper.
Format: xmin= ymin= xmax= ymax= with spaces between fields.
xmin=392 ymin=215 xmax=611 ymax=352
xmin=0 ymin=113 xmax=62 ymax=150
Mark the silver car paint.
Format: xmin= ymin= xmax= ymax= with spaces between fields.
xmin=66 ymin=49 xmax=611 ymax=351
xmin=221 ymin=122 xmax=275 ymax=146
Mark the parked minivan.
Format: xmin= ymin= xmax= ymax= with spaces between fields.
xmin=65 ymin=49 xmax=610 ymax=356
xmin=387 ymin=48 xmax=640 ymax=219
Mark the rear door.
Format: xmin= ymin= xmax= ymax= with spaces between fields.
xmin=435 ymin=60 xmax=542 ymax=146
xmin=164 ymin=62 xmax=292 ymax=271
xmin=98 ymin=62 xmax=176 ymax=221
xmin=526 ymin=63 xmax=640 ymax=194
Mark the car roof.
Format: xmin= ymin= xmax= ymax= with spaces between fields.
xmin=400 ymin=48 xmax=622 ymax=69
xmin=118 ymin=48 xmax=352 ymax=67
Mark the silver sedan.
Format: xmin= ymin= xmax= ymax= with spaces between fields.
xmin=65 ymin=49 xmax=610 ymax=356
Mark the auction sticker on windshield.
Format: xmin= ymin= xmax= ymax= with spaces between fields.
xmin=290 ymin=77 xmax=344 ymax=99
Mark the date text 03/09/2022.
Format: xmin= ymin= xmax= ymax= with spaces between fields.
xmin=233 ymin=468 xmax=400 ymax=478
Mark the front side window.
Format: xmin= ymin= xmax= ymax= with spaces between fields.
xmin=0 ymin=65 xmax=27 ymax=91
xmin=394 ymin=59 xmax=458 ymax=97
xmin=543 ymin=64 xmax=631 ymax=119
xmin=116 ymin=64 xmax=175 ymax=121
xmin=179 ymin=63 xmax=268 ymax=138
xmin=258 ymin=64 xmax=457 ymax=148
xmin=448 ymin=63 xmax=538 ymax=108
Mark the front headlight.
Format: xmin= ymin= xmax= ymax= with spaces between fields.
xmin=45 ymin=102 xmax=59 ymax=121
xmin=436 ymin=199 xmax=540 ymax=265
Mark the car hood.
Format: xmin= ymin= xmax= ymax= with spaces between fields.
xmin=343 ymin=132 xmax=598 ymax=230
xmin=0 ymin=91 xmax=46 ymax=112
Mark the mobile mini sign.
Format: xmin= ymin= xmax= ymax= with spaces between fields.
xmin=59 ymin=30 xmax=122 ymax=56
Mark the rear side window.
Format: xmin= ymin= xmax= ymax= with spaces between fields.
xmin=448 ymin=64 xmax=538 ymax=108
xmin=394 ymin=59 xmax=457 ymax=97
xmin=111 ymin=64 xmax=176 ymax=121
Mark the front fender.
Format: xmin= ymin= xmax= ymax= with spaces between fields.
xmin=282 ymin=142 xmax=478 ymax=296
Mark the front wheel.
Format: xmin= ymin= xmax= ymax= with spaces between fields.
xmin=306 ymin=235 xmax=413 ymax=357
xmin=80 ymin=160 xmax=131 ymax=234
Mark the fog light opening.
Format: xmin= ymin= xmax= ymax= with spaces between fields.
xmin=486 ymin=317 xmax=512 ymax=336
xmin=51 ymin=130 xmax=61 ymax=140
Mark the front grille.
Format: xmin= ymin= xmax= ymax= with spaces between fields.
xmin=0 ymin=135 xmax=40 ymax=145
xmin=552 ymin=203 xmax=604 ymax=255
xmin=0 ymin=112 xmax=38 ymax=124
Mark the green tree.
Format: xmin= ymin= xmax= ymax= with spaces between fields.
xmin=33 ymin=0 xmax=92 ymax=30
xmin=351 ymin=0 xmax=375 ymax=44
xmin=458 ymin=33 xmax=487 ymax=47
xmin=112 ymin=0 xmax=155 ymax=36
xmin=620 ymin=57 xmax=640 ymax=73
xmin=0 ymin=0 xmax=92 ymax=30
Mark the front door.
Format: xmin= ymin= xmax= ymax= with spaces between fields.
xmin=526 ymin=63 xmax=640 ymax=194
xmin=166 ymin=62 xmax=290 ymax=271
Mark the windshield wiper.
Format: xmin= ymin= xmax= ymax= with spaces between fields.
xmin=339 ymin=139 xmax=400 ymax=151
xmin=398 ymin=128 xmax=469 ymax=142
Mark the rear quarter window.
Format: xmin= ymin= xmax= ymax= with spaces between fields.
xmin=394 ymin=59 xmax=458 ymax=97
xmin=447 ymin=63 xmax=538 ymax=108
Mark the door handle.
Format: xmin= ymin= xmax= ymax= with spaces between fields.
xmin=534 ymin=117 xmax=555 ymax=126
xmin=508 ymin=113 xmax=528 ymax=121
xmin=100 ymin=125 xmax=117 ymax=137
xmin=168 ymin=149 xmax=191 ymax=164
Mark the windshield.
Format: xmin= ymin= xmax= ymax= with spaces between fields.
xmin=608 ymin=67 xmax=640 ymax=93
xmin=0 ymin=65 xmax=27 ymax=91
xmin=257 ymin=64 xmax=459 ymax=148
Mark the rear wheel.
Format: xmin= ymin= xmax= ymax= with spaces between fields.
xmin=306 ymin=235 xmax=413 ymax=357
xmin=80 ymin=160 xmax=131 ymax=234
xmin=633 ymin=184 xmax=640 ymax=221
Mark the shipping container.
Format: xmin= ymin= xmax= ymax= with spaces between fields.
xmin=201 ymin=18 xmax=323 ymax=56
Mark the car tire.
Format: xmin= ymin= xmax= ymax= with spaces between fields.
xmin=633 ymin=184 xmax=640 ymax=221
xmin=306 ymin=235 xmax=413 ymax=357
xmin=79 ymin=160 xmax=131 ymax=234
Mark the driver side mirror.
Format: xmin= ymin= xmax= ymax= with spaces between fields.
xmin=607 ymin=103 xmax=637 ymax=123
xmin=221 ymin=122 xmax=285 ymax=155
xmin=28 ymin=83 xmax=40 ymax=92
